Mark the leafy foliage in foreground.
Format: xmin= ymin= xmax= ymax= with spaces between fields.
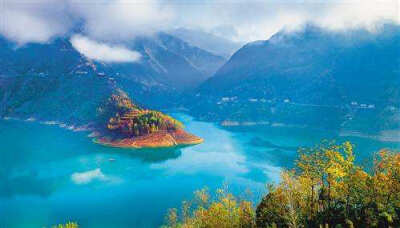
xmin=163 ymin=188 xmax=255 ymax=228
xmin=164 ymin=141 xmax=400 ymax=228
xmin=52 ymin=222 xmax=78 ymax=228
xmin=258 ymin=141 xmax=400 ymax=228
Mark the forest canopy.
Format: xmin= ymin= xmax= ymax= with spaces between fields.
xmin=97 ymin=90 xmax=184 ymax=137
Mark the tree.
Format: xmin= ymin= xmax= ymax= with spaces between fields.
xmin=163 ymin=188 xmax=255 ymax=228
xmin=256 ymin=141 xmax=400 ymax=227
xmin=162 ymin=141 xmax=400 ymax=228
xmin=52 ymin=222 xmax=78 ymax=228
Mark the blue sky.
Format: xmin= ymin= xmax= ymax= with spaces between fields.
xmin=0 ymin=0 xmax=398 ymax=44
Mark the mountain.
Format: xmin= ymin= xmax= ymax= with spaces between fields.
xmin=0 ymin=33 xmax=225 ymax=125
xmin=170 ymin=28 xmax=243 ymax=58
xmin=190 ymin=24 xmax=400 ymax=132
xmin=127 ymin=33 xmax=226 ymax=90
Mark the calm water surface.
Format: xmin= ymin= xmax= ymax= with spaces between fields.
xmin=0 ymin=113 xmax=399 ymax=228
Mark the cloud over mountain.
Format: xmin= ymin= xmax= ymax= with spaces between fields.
xmin=0 ymin=0 xmax=72 ymax=44
xmin=70 ymin=35 xmax=141 ymax=63
xmin=0 ymin=0 xmax=398 ymax=44
xmin=70 ymin=0 xmax=172 ymax=41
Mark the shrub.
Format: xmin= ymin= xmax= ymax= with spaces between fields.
xmin=52 ymin=222 xmax=78 ymax=228
xmin=163 ymin=188 xmax=256 ymax=228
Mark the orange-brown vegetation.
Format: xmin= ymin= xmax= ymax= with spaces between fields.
xmin=95 ymin=90 xmax=202 ymax=148
xmin=95 ymin=129 xmax=203 ymax=148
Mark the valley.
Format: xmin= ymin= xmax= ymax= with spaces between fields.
xmin=0 ymin=21 xmax=399 ymax=227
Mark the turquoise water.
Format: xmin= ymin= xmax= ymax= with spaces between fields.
xmin=0 ymin=113 xmax=399 ymax=228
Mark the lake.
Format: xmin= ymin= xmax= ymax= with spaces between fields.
xmin=0 ymin=113 xmax=399 ymax=228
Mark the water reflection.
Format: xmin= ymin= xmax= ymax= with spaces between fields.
xmin=151 ymin=149 xmax=248 ymax=176
xmin=1 ymin=114 xmax=399 ymax=228
xmin=0 ymin=173 xmax=65 ymax=198
xmin=249 ymin=136 xmax=299 ymax=151
xmin=151 ymin=114 xmax=250 ymax=177
xmin=98 ymin=147 xmax=183 ymax=163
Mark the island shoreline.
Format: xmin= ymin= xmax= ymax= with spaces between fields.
xmin=92 ymin=130 xmax=204 ymax=149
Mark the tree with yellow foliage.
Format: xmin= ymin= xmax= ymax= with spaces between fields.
xmin=163 ymin=187 xmax=255 ymax=228
xmin=256 ymin=141 xmax=400 ymax=227
xmin=163 ymin=141 xmax=399 ymax=228
xmin=52 ymin=222 xmax=78 ymax=228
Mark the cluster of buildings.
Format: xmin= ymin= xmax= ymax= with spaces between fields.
xmin=216 ymin=97 xmax=380 ymax=111
xmin=217 ymin=97 xmax=287 ymax=105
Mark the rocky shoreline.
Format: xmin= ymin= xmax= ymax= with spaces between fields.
xmin=94 ymin=129 xmax=203 ymax=149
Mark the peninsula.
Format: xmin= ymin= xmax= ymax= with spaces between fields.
xmin=94 ymin=90 xmax=203 ymax=148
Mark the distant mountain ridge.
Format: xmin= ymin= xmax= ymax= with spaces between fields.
xmin=170 ymin=28 xmax=243 ymax=58
xmin=128 ymin=33 xmax=226 ymax=90
xmin=0 ymin=32 xmax=225 ymax=125
xmin=189 ymin=24 xmax=400 ymax=132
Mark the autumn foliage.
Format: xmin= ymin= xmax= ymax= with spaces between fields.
xmin=52 ymin=222 xmax=78 ymax=228
xmin=98 ymin=90 xmax=184 ymax=138
xmin=257 ymin=141 xmax=400 ymax=227
xmin=164 ymin=141 xmax=400 ymax=228
xmin=163 ymin=188 xmax=255 ymax=228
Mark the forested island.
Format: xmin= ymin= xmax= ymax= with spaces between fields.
xmin=94 ymin=90 xmax=203 ymax=148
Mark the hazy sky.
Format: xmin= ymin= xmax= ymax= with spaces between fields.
xmin=0 ymin=0 xmax=398 ymax=44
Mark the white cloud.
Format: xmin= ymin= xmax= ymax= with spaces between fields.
xmin=0 ymin=0 xmax=398 ymax=44
xmin=69 ymin=0 xmax=173 ymax=41
xmin=172 ymin=0 xmax=399 ymax=42
xmin=70 ymin=35 xmax=141 ymax=63
xmin=71 ymin=168 xmax=107 ymax=184
xmin=0 ymin=0 xmax=71 ymax=44
xmin=316 ymin=0 xmax=399 ymax=31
